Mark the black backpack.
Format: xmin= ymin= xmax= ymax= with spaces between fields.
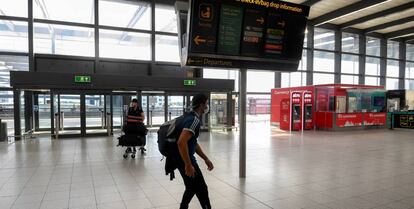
xmin=157 ymin=113 xmax=187 ymax=157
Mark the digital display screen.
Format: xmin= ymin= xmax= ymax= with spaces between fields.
xmin=373 ymin=96 xmax=385 ymax=107
xmin=182 ymin=0 xmax=310 ymax=71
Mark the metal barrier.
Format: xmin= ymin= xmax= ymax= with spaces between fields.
xmin=60 ymin=111 xmax=64 ymax=130
xmin=54 ymin=113 xmax=60 ymax=138
xmin=149 ymin=111 xmax=153 ymax=128
xmin=106 ymin=113 xmax=112 ymax=136
xmin=101 ymin=111 xmax=105 ymax=129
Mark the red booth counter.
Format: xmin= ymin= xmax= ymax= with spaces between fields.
xmin=314 ymin=84 xmax=386 ymax=130
xmin=271 ymin=84 xmax=386 ymax=131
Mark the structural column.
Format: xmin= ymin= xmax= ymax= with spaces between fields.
xmin=13 ymin=89 xmax=21 ymax=140
xmin=28 ymin=0 xmax=34 ymax=72
xmin=226 ymin=92 xmax=233 ymax=131
xmin=380 ymin=38 xmax=387 ymax=87
xmin=274 ymin=72 xmax=282 ymax=88
xmin=239 ymin=68 xmax=247 ymax=178
xmin=94 ymin=0 xmax=99 ymax=72
xmin=306 ymin=25 xmax=314 ymax=85
xmin=399 ymin=42 xmax=406 ymax=90
xmin=359 ymin=35 xmax=366 ymax=85
xmin=334 ymin=30 xmax=341 ymax=84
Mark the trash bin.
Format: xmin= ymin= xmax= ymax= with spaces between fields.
xmin=0 ymin=122 xmax=8 ymax=141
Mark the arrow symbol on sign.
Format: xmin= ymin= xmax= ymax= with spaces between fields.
xmin=256 ymin=17 xmax=264 ymax=25
xmin=194 ymin=35 xmax=206 ymax=45
xmin=278 ymin=20 xmax=286 ymax=28
xmin=188 ymin=58 xmax=194 ymax=64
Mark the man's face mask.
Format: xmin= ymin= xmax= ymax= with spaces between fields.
xmin=203 ymin=104 xmax=209 ymax=114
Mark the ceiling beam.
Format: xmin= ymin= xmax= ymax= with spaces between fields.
xmin=386 ymin=27 xmax=414 ymax=39
xmin=311 ymin=0 xmax=388 ymax=26
xmin=365 ymin=16 xmax=414 ymax=34
xmin=301 ymin=0 xmax=322 ymax=7
xmin=340 ymin=1 xmax=414 ymax=29
xmin=403 ymin=35 xmax=414 ymax=42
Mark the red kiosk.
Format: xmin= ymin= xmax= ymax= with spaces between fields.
xmin=271 ymin=84 xmax=387 ymax=131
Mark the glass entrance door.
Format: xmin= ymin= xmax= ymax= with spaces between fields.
xmin=36 ymin=93 xmax=51 ymax=130
xmin=168 ymin=96 xmax=184 ymax=120
xmin=143 ymin=94 xmax=165 ymax=127
xmin=58 ymin=94 xmax=81 ymax=135
xmin=85 ymin=94 xmax=107 ymax=134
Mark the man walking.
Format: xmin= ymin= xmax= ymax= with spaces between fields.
xmin=176 ymin=93 xmax=213 ymax=209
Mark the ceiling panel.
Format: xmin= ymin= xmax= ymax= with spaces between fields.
xmin=307 ymin=0 xmax=360 ymax=19
xmin=375 ymin=22 xmax=414 ymax=34
xmin=352 ymin=8 xmax=414 ymax=29
xmin=329 ymin=0 xmax=411 ymax=25
xmin=285 ymin=0 xmax=304 ymax=4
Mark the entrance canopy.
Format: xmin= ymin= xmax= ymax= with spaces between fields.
xmin=10 ymin=71 xmax=234 ymax=93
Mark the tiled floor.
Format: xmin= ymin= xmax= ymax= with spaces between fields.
xmin=1 ymin=123 xmax=414 ymax=209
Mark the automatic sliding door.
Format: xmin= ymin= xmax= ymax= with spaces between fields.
xmin=59 ymin=94 xmax=81 ymax=135
xmin=85 ymin=95 xmax=107 ymax=134
xmin=148 ymin=95 xmax=165 ymax=126
xmin=168 ymin=96 xmax=184 ymax=120
xmin=37 ymin=93 xmax=51 ymax=129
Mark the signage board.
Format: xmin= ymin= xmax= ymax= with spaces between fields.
xmin=75 ymin=75 xmax=91 ymax=83
xmin=181 ymin=0 xmax=310 ymax=71
xmin=184 ymin=79 xmax=197 ymax=86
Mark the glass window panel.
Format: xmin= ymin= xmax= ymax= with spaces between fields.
xmin=314 ymin=50 xmax=334 ymax=72
xmin=365 ymin=57 xmax=380 ymax=76
xmin=406 ymin=62 xmax=414 ymax=79
xmin=407 ymin=44 xmax=414 ymax=61
xmin=247 ymin=71 xmax=274 ymax=92
xmin=34 ymin=0 xmax=94 ymax=23
xmin=313 ymin=73 xmax=334 ymax=85
xmin=365 ymin=76 xmax=380 ymax=86
xmin=303 ymin=29 xmax=308 ymax=47
xmin=342 ymin=32 xmax=359 ymax=53
xmin=0 ymin=91 xmax=14 ymax=136
xmin=155 ymin=35 xmax=179 ymax=62
xmin=0 ymin=20 xmax=28 ymax=52
xmin=290 ymin=71 xmax=306 ymax=87
xmin=314 ymin=28 xmax=334 ymax=50
xmin=282 ymin=71 xmax=306 ymax=87
xmin=341 ymin=54 xmax=359 ymax=74
xmin=366 ymin=37 xmax=380 ymax=57
xmin=386 ymin=78 xmax=399 ymax=90
xmin=0 ymin=0 xmax=27 ymax=17
xmin=387 ymin=40 xmax=399 ymax=59
xmin=155 ymin=4 xmax=178 ymax=33
xmin=99 ymin=0 xmax=151 ymax=30
xmin=341 ymin=75 xmax=358 ymax=85
xmin=100 ymin=29 xmax=151 ymax=60
xmin=298 ymin=49 xmax=307 ymax=71
xmin=406 ymin=79 xmax=414 ymax=90
xmin=386 ymin=59 xmax=399 ymax=77
xmin=0 ymin=55 xmax=28 ymax=87
xmin=246 ymin=94 xmax=270 ymax=123
xmin=34 ymin=23 xmax=95 ymax=57
xmin=203 ymin=68 xmax=239 ymax=91
xmin=281 ymin=72 xmax=289 ymax=88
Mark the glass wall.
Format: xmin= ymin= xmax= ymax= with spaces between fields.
xmin=99 ymin=0 xmax=151 ymax=30
xmin=34 ymin=23 xmax=95 ymax=56
xmin=0 ymin=20 xmax=28 ymax=52
xmin=99 ymin=29 xmax=151 ymax=60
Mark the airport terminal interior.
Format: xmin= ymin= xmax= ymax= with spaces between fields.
xmin=1 ymin=0 xmax=414 ymax=208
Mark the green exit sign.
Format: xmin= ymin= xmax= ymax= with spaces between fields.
xmin=75 ymin=75 xmax=91 ymax=83
xmin=184 ymin=79 xmax=196 ymax=86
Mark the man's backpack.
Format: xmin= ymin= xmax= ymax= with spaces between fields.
xmin=157 ymin=113 xmax=187 ymax=157
xmin=157 ymin=113 xmax=187 ymax=180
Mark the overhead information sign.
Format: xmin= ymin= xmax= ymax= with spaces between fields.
xmin=181 ymin=0 xmax=309 ymax=71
